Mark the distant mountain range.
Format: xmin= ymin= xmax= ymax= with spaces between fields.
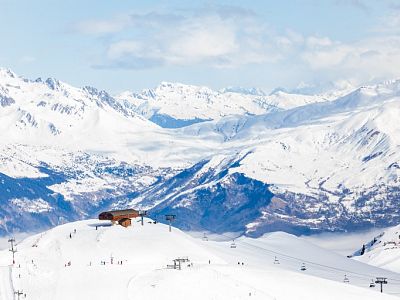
xmin=1 ymin=67 xmax=400 ymax=236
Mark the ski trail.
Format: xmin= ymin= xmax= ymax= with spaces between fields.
xmin=0 ymin=266 xmax=14 ymax=300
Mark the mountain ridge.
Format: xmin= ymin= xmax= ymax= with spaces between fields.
xmin=1 ymin=67 xmax=400 ymax=237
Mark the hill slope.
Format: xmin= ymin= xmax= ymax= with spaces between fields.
xmin=352 ymin=224 xmax=400 ymax=273
xmin=0 ymin=219 xmax=399 ymax=300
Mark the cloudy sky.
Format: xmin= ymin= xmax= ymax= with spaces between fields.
xmin=1 ymin=0 xmax=400 ymax=93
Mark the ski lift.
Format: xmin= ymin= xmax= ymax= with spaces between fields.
xmin=273 ymin=256 xmax=280 ymax=264
xmin=343 ymin=275 xmax=350 ymax=283
xmin=300 ymin=263 xmax=306 ymax=271
xmin=230 ymin=240 xmax=237 ymax=248
xmin=202 ymin=233 xmax=208 ymax=241
xmin=369 ymin=280 xmax=375 ymax=288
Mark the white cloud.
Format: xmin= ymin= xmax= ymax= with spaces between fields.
xmin=167 ymin=17 xmax=238 ymax=64
xmin=306 ymin=36 xmax=333 ymax=48
xmin=302 ymin=43 xmax=353 ymax=69
xmin=107 ymin=40 xmax=143 ymax=60
xmin=75 ymin=16 xmax=131 ymax=34
xmin=94 ymin=8 xmax=283 ymax=69
xmin=301 ymin=35 xmax=400 ymax=83
xmin=19 ymin=56 xmax=36 ymax=64
xmin=77 ymin=6 xmax=400 ymax=88
xmin=374 ymin=13 xmax=400 ymax=34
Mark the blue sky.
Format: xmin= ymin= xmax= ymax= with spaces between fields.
xmin=1 ymin=0 xmax=400 ymax=93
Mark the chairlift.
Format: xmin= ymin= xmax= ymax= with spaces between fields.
xmin=273 ymin=256 xmax=280 ymax=264
xmin=230 ymin=240 xmax=237 ymax=248
xmin=369 ymin=280 xmax=375 ymax=288
xmin=202 ymin=233 xmax=208 ymax=241
xmin=300 ymin=263 xmax=306 ymax=271
xmin=343 ymin=275 xmax=350 ymax=283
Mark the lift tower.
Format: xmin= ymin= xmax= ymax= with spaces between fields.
xmin=139 ymin=210 xmax=147 ymax=226
xmin=8 ymin=237 xmax=16 ymax=265
xmin=375 ymin=277 xmax=388 ymax=293
xmin=165 ymin=214 xmax=176 ymax=232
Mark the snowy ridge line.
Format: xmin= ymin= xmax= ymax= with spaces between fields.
xmin=3 ymin=68 xmax=400 ymax=237
xmin=196 ymin=224 xmax=400 ymax=283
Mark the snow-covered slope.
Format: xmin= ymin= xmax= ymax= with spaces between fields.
xmin=0 ymin=219 xmax=398 ymax=300
xmin=352 ymin=225 xmax=400 ymax=273
xmin=115 ymin=82 xmax=335 ymax=128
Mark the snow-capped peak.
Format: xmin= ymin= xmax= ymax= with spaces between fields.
xmin=220 ymin=86 xmax=266 ymax=96
xmin=0 ymin=67 xmax=17 ymax=79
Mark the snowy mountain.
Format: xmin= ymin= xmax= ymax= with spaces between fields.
xmin=116 ymin=152 xmax=274 ymax=233
xmin=1 ymin=67 xmax=400 ymax=237
xmin=152 ymin=80 xmax=400 ymax=235
xmin=0 ymin=219 xmax=398 ymax=299
xmin=115 ymin=82 xmax=334 ymax=128
xmin=0 ymin=69 xmax=202 ymax=234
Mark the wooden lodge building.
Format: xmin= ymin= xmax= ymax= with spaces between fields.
xmin=98 ymin=209 xmax=139 ymax=227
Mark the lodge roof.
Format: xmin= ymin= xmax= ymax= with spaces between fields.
xmin=103 ymin=209 xmax=138 ymax=217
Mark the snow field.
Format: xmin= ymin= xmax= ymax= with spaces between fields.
xmin=0 ymin=219 xmax=399 ymax=299
xmin=354 ymin=225 xmax=400 ymax=273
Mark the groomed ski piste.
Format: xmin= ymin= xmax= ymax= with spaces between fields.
xmin=1 ymin=219 xmax=400 ymax=300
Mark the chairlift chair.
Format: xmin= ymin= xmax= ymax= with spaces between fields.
xmin=369 ymin=280 xmax=375 ymax=288
xmin=230 ymin=240 xmax=237 ymax=248
xmin=343 ymin=275 xmax=350 ymax=283
xmin=273 ymin=256 xmax=280 ymax=264
xmin=300 ymin=263 xmax=306 ymax=271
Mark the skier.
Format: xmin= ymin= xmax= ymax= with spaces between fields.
xmin=69 ymin=233 xmax=72 ymax=239
xmin=208 ymin=260 xmax=210 ymax=264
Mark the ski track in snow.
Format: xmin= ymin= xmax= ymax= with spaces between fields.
xmin=0 ymin=266 xmax=14 ymax=300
